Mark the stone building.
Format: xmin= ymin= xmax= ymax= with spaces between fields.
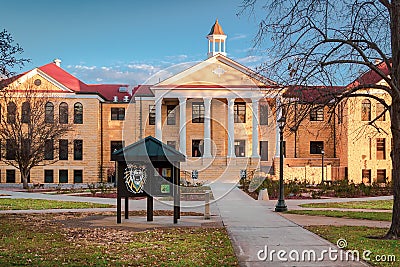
xmin=0 ymin=20 xmax=392 ymax=185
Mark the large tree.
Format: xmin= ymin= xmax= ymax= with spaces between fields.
xmin=242 ymin=0 xmax=400 ymax=239
xmin=0 ymin=79 xmax=71 ymax=189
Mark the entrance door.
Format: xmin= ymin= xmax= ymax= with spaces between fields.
xmin=192 ymin=140 xmax=203 ymax=157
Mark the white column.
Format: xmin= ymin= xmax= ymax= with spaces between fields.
xmin=223 ymin=40 xmax=226 ymax=53
xmin=179 ymin=97 xmax=187 ymax=156
xmin=218 ymin=39 xmax=221 ymax=53
xmin=275 ymin=97 xmax=282 ymax=157
xmin=227 ymin=98 xmax=236 ymax=157
xmin=155 ymin=98 xmax=162 ymax=141
xmin=203 ymin=97 xmax=212 ymax=158
xmin=252 ymin=98 xmax=260 ymax=158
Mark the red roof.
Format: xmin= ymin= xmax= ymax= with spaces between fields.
xmin=132 ymin=85 xmax=154 ymax=96
xmin=284 ymin=85 xmax=345 ymax=104
xmin=349 ymin=61 xmax=390 ymax=88
xmin=84 ymin=84 xmax=130 ymax=101
xmin=39 ymin=63 xmax=87 ymax=91
xmin=3 ymin=62 xmax=131 ymax=101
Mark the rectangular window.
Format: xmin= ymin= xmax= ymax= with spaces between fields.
xmin=6 ymin=139 xmax=15 ymax=160
xmin=74 ymin=170 xmax=83 ymax=183
xmin=59 ymin=139 xmax=68 ymax=160
xmin=310 ymin=141 xmax=324 ymax=154
xmin=362 ymin=169 xmax=371 ymax=184
xmin=167 ymin=141 xmax=176 ymax=150
xmin=59 ymin=170 xmax=68 ymax=183
xmin=44 ymin=170 xmax=54 ymax=183
xmin=6 ymin=170 xmax=15 ymax=183
xmin=259 ymin=102 xmax=268 ymax=125
xmin=44 ymin=139 xmax=54 ymax=160
xmin=74 ymin=140 xmax=83 ymax=160
xmin=111 ymin=107 xmax=125 ymax=120
xmin=149 ymin=105 xmax=156 ymax=125
xmin=377 ymin=169 xmax=386 ymax=183
xmin=110 ymin=141 xmax=124 ymax=160
xmin=234 ymin=140 xmax=246 ymax=157
xmin=192 ymin=102 xmax=204 ymax=123
xmin=192 ymin=139 xmax=203 ymax=157
xmin=167 ymin=105 xmax=176 ymax=125
xmin=376 ymin=138 xmax=386 ymax=160
xmin=376 ymin=103 xmax=386 ymax=121
xmin=260 ymin=141 xmax=268 ymax=161
xmin=310 ymin=107 xmax=324 ymax=121
xmin=234 ymin=102 xmax=246 ymax=123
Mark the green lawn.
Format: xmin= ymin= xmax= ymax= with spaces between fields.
xmin=306 ymin=226 xmax=399 ymax=266
xmin=0 ymin=198 xmax=113 ymax=210
xmin=300 ymin=200 xmax=393 ymax=210
xmin=287 ymin=209 xmax=392 ymax=221
xmin=0 ymin=213 xmax=238 ymax=266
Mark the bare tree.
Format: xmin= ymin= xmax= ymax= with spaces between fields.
xmin=242 ymin=0 xmax=400 ymax=239
xmin=0 ymin=79 xmax=71 ymax=189
xmin=0 ymin=29 xmax=29 ymax=79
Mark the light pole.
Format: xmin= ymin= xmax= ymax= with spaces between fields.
xmin=275 ymin=116 xmax=287 ymax=212
xmin=321 ymin=149 xmax=325 ymax=184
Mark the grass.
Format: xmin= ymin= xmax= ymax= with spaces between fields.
xmin=306 ymin=226 xmax=399 ymax=266
xmin=300 ymin=200 xmax=393 ymax=210
xmin=0 ymin=198 xmax=113 ymax=210
xmin=286 ymin=209 xmax=392 ymax=221
xmin=0 ymin=213 xmax=238 ymax=266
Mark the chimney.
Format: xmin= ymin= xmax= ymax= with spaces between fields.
xmin=54 ymin=58 xmax=62 ymax=67
xmin=113 ymin=96 xmax=118 ymax=102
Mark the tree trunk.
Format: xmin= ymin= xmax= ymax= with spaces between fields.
xmin=386 ymin=0 xmax=400 ymax=239
xmin=21 ymin=172 xmax=29 ymax=189
xmin=386 ymin=100 xmax=400 ymax=239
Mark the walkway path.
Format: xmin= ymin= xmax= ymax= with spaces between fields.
xmin=210 ymin=183 xmax=367 ymax=267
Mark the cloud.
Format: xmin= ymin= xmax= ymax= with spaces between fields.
xmin=230 ymin=33 xmax=247 ymax=41
xmin=65 ymin=54 xmax=201 ymax=85
xmin=127 ymin=64 xmax=159 ymax=72
xmin=236 ymin=55 xmax=264 ymax=64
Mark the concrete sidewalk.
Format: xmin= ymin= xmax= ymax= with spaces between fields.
xmin=210 ymin=183 xmax=367 ymax=267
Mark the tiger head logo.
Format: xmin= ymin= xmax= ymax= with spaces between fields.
xmin=124 ymin=164 xmax=147 ymax=194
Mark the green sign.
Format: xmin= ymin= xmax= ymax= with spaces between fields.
xmin=161 ymin=184 xmax=170 ymax=194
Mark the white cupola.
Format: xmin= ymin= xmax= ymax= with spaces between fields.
xmin=207 ymin=19 xmax=227 ymax=58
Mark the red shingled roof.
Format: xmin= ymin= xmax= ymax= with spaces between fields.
xmin=84 ymin=84 xmax=130 ymax=101
xmin=348 ymin=61 xmax=390 ymax=88
xmin=39 ymin=63 xmax=87 ymax=91
xmin=3 ymin=62 xmax=131 ymax=101
xmin=284 ymin=85 xmax=345 ymax=104
xmin=132 ymin=85 xmax=154 ymax=96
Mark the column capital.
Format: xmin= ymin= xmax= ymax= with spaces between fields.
xmin=178 ymin=97 xmax=187 ymax=103
xmin=251 ymin=97 xmax=261 ymax=103
xmin=203 ymin=96 xmax=212 ymax=102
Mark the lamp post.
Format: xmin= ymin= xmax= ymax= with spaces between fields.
xmin=275 ymin=116 xmax=287 ymax=212
xmin=321 ymin=149 xmax=325 ymax=184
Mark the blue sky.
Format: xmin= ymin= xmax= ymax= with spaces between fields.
xmin=1 ymin=0 xmax=267 ymax=85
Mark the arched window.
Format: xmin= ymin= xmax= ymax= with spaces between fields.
xmin=7 ymin=102 xmax=16 ymax=124
xmin=361 ymin=99 xmax=371 ymax=121
xmin=74 ymin=102 xmax=83 ymax=124
xmin=21 ymin=102 xmax=31 ymax=123
xmin=59 ymin=102 xmax=68 ymax=124
xmin=45 ymin=102 xmax=54 ymax=123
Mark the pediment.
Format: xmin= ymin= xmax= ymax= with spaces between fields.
xmin=4 ymin=69 xmax=74 ymax=93
xmin=155 ymin=55 xmax=275 ymax=89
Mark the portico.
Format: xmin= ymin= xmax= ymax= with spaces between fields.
xmin=146 ymin=20 xmax=279 ymax=182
